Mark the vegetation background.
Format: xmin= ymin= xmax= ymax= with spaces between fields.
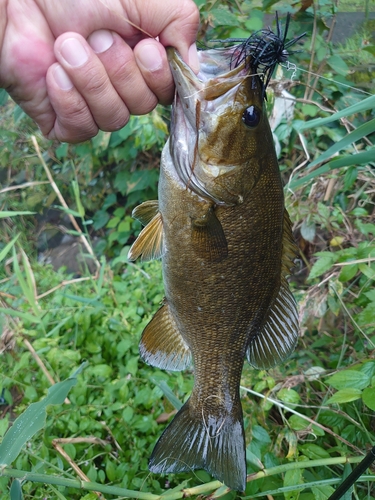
xmin=0 ymin=0 xmax=375 ymax=499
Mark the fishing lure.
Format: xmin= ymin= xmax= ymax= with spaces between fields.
xmin=216 ymin=13 xmax=306 ymax=95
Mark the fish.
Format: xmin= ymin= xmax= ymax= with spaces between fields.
xmin=128 ymin=23 xmax=300 ymax=492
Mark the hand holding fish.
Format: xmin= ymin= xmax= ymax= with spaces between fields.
xmin=0 ymin=0 xmax=199 ymax=142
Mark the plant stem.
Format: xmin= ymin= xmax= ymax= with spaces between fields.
xmin=0 ymin=456 xmax=365 ymax=499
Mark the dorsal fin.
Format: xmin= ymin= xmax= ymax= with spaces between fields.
xmin=128 ymin=207 xmax=163 ymax=262
xmin=247 ymin=209 xmax=299 ymax=369
xmin=140 ymin=301 xmax=191 ymax=371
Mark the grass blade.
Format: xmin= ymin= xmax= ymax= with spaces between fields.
xmin=0 ymin=211 xmax=35 ymax=219
xmin=298 ymin=94 xmax=375 ymax=130
xmin=152 ymin=379 xmax=183 ymax=410
xmin=0 ymin=375 xmax=78 ymax=466
xmin=0 ymin=234 xmax=20 ymax=262
xmin=289 ymin=149 xmax=375 ymax=190
xmin=10 ymin=479 xmax=23 ymax=500
xmin=307 ymin=118 xmax=375 ymax=169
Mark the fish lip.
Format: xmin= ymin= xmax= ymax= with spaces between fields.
xmin=167 ymin=47 xmax=249 ymax=102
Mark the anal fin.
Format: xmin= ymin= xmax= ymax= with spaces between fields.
xmin=247 ymin=208 xmax=299 ymax=369
xmin=247 ymin=277 xmax=299 ymax=369
xmin=191 ymin=207 xmax=228 ymax=262
xmin=140 ymin=302 xmax=191 ymax=371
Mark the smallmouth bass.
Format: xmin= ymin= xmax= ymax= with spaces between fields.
xmin=128 ymin=29 xmax=300 ymax=492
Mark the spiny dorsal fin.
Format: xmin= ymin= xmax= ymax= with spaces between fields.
xmin=191 ymin=207 xmax=228 ymax=262
xmin=128 ymin=211 xmax=163 ymax=262
xmin=247 ymin=208 xmax=299 ymax=369
xmin=132 ymin=200 xmax=159 ymax=226
xmin=140 ymin=301 xmax=191 ymax=371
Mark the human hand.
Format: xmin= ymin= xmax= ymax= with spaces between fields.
xmin=0 ymin=0 xmax=199 ymax=143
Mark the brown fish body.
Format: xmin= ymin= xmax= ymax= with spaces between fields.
xmin=129 ymin=46 xmax=298 ymax=491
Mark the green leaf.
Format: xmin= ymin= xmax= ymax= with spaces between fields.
xmin=301 ymin=220 xmax=316 ymax=242
xmin=311 ymin=485 xmax=335 ymax=500
xmin=308 ymin=252 xmax=337 ymax=281
xmin=0 ymin=88 xmax=9 ymax=106
xmin=326 ymin=388 xmax=363 ymax=404
xmin=326 ymin=370 xmax=370 ymax=390
xmin=363 ymin=45 xmax=375 ymax=56
xmin=339 ymin=264 xmax=358 ymax=282
xmin=298 ymin=94 xmax=375 ymax=130
xmin=277 ymin=388 xmax=301 ymax=405
xmin=357 ymin=302 xmax=375 ymax=329
xmin=10 ymin=479 xmax=23 ymax=500
xmin=362 ymin=387 xmax=375 ymax=410
xmin=326 ymin=55 xmax=349 ymax=75
xmin=283 ymin=468 xmax=303 ymax=500
xmin=0 ymin=376 xmax=78 ymax=466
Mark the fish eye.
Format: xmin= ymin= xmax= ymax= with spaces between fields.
xmin=242 ymin=105 xmax=261 ymax=128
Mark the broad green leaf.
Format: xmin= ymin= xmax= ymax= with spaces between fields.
xmin=307 ymin=119 xmax=375 ymax=169
xmin=339 ymin=264 xmax=358 ymax=282
xmin=312 ymin=485 xmax=335 ymax=500
xmin=283 ymin=468 xmax=303 ymax=500
xmin=0 ymin=376 xmax=78 ymax=466
xmin=358 ymin=263 xmax=375 ymax=280
xmin=326 ymin=370 xmax=370 ymax=390
xmin=308 ymin=252 xmax=337 ymax=281
xmin=299 ymin=443 xmax=330 ymax=460
xmin=277 ymin=388 xmax=301 ymax=405
xmin=301 ymin=220 xmax=316 ymax=242
xmin=357 ymin=302 xmax=375 ymax=328
xmin=362 ymin=387 xmax=375 ymax=411
xmin=298 ymin=94 xmax=375 ymax=130
xmin=326 ymin=388 xmax=363 ymax=404
xmin=0 ymin=234 xmax=20 ymax=262
xmin=326 ymin=55 xmax=349 ymax=75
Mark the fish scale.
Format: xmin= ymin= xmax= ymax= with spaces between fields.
xmin=128 ymin=37 xmax=299 ymax=491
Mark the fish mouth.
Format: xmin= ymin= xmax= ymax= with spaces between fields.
xmin=167 ymin=47 xmax=250 ymax=129
xmin=166 ymin=47 xmax=258 ymax=205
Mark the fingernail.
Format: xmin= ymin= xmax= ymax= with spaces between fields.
xmin=136 ymin=43 xmax=163 ymax=72
xmin=88 ymin=30 xmax=114 ymax=54
xmin=60 ymin=38 xmax=88 ymax=67
xmin=53 ymin=65 xmax=73 ymax=91
xmin=188 ymin=43 xmax=200 ymax=74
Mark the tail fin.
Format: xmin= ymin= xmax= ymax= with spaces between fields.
xmin=149 ymin=398 xmax=246 ymax=492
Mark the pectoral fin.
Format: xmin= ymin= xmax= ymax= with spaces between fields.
xmin=140 ymin=301 xmax=191 ymax=371
xmin=132 ymin=200 xmax=159 ymax=226
xmin=247 ymin=209 xmax=299 ymax=369
xmin=128 ymin=209 xmax=163 ymax=262
xmin=191 ymin=207 xmax=228 ymax=262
